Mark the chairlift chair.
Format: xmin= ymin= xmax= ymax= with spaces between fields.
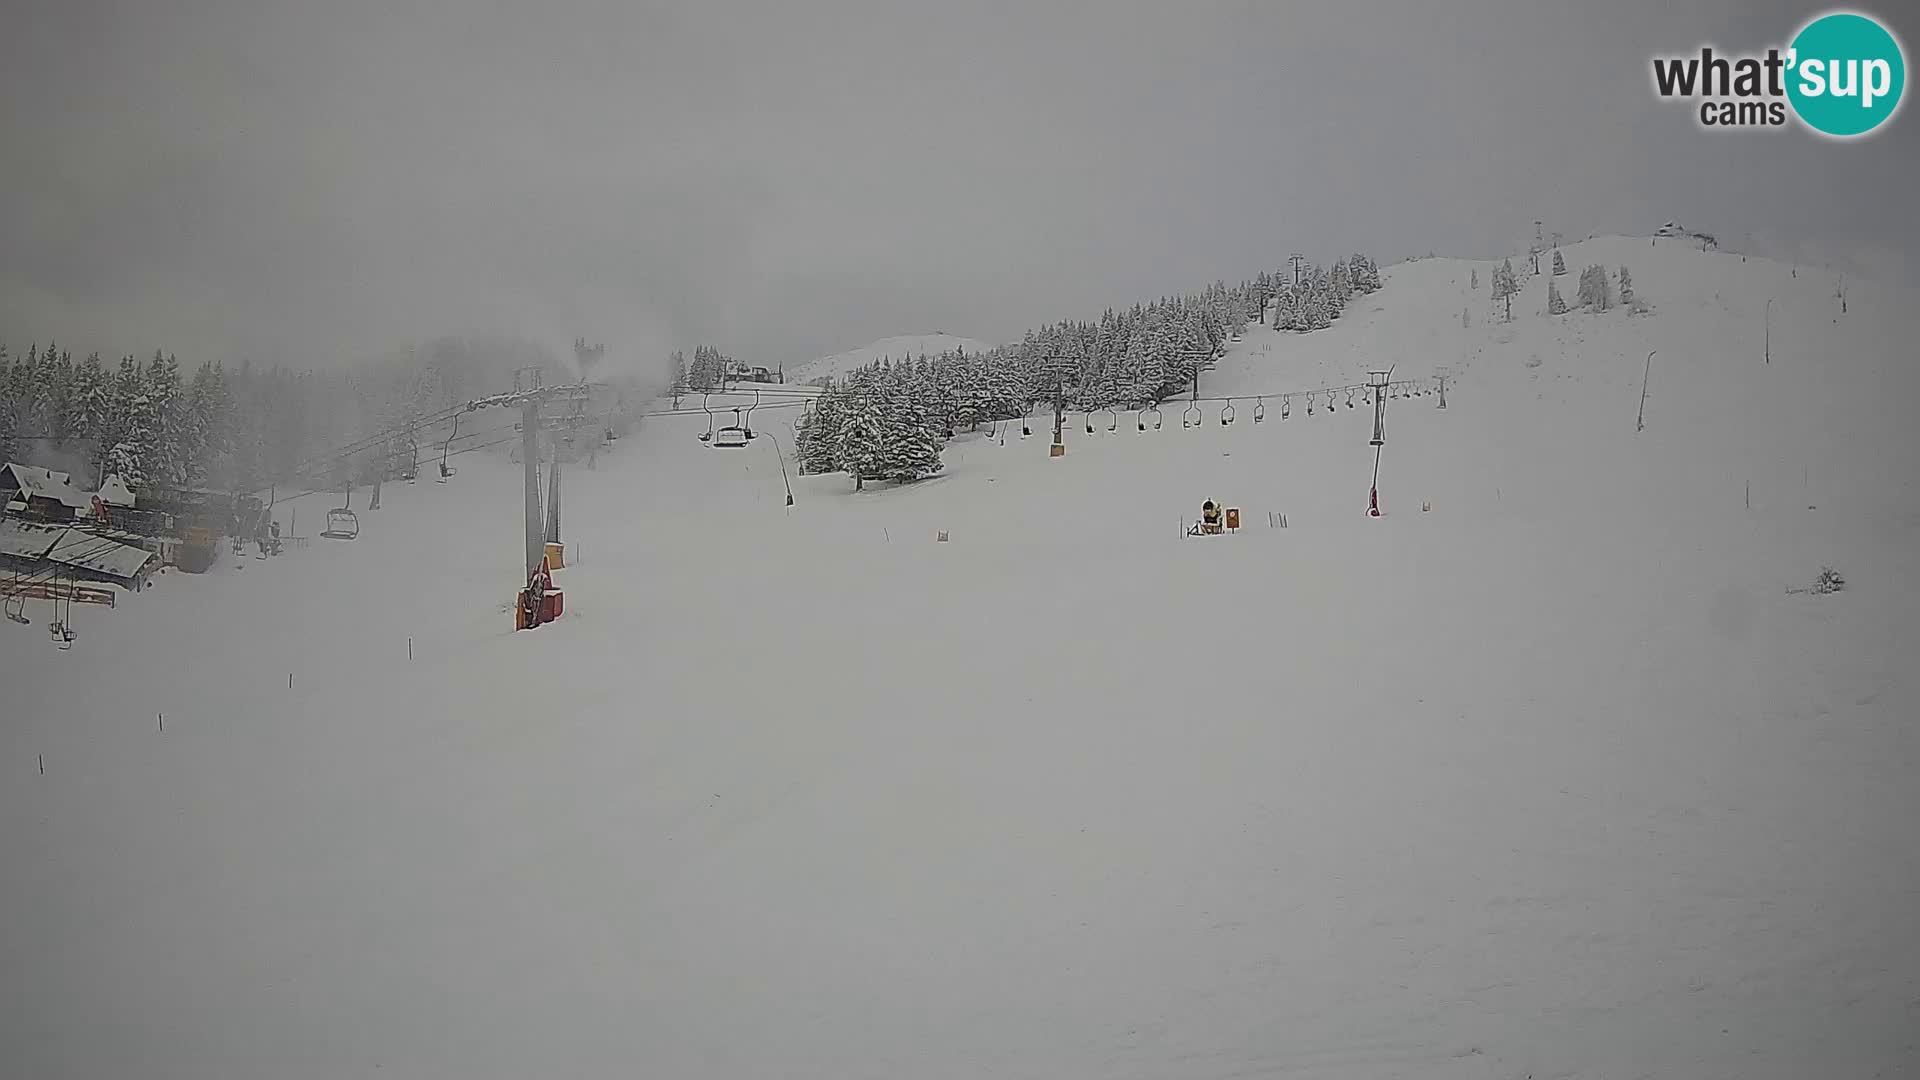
xmin=1253 ymin=397 xmax=1266 ymax=423
xmin=709 ymin=407 xmax=751 ymax=448
xmin=47 ymin=569 xmax=75 ymax=648
xmin=321 ymin=507 xmax=360 ymax=540
xmin=1220 ymin=401 xmax=1236 ymax=426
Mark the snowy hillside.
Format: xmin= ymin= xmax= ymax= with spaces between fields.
xmin=5 ymin=239 xmax=1917 ymax=1079
xmin=790 ymin=332 xmax=998 ymax=383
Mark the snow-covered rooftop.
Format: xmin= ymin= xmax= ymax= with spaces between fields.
xmin=46 ymin=529 xmax=157 ymax=580
xmin=1 ymin=463 xmax=91 ymax=510
xmin=0 ymin=517 xmax=68 ymax=560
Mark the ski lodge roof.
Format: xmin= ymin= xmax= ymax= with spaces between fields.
xmin=0 ymin=517 xmax=157 ymax=583
xmin=1 ymin=462 xmax=92 ymax=510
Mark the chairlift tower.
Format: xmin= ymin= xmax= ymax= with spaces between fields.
xmin=461 ymin=367 xmax=595 ymax=579
xmin=1044 ymin=356 xmax=1075 ymax=457
xmin=1367 ymin=370 xmax=1391 ymax=517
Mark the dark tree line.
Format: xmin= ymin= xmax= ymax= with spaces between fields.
xmin=790 ymin=251 xmax=1384 ymax=487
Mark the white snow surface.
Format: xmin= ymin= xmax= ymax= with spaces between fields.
xmin=790 ymin=332 xmax=998 ymax=383
xmin=4 ymin=238 xmax=1918 ymax=1078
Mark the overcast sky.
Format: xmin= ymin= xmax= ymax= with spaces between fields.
xmin=2 ymin=0 xmax=1915 ymax=378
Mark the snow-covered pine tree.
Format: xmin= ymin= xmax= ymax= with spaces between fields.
xmin=47 ymin=347 xmax=76 ymax=443
xmin=1493 ymin=258 xmax=1519 ymax=321
xmin=1329 ymin=260 xmax=1354 ymax=309
xmin=1577 ymin=265 xmax=1612 ymax=310
xmin=835 ymin=379 xmax=887 ymax=491
xmin=1351 ymin=253 xmax=1381 ymax=292
xmin=1552 ymin=250 xmax=1567 ymax=276
xmin=1471 ymin=268 xmax=1479 ymax=289
xmin=119 ymin=389 xmax=162 ymax=491
xmin=796 ymin=384 xmax=845 ymax=474
xmin=104 ymin=439 xmax=141 ymax=490
xmin=1618 ymin=265 xmax=1634 ymax=305
xmin=0 ymin=346 xmax=16 ymax=463
xmin=18 ymin=342 xmax=50 ymax=437
xmin=879 ymin=368 xmax=943 ymax=482
xmin=147 ymin=351 xmax=186 ymax=487
xmin=181 ymin=362 xmax=213 ymax=488
xmin=1305 ymin=265 xmax=1337 ymax=321
xmin=1271 ymin=287 xmax=1298 ymax=330
xmin=1303 ymin=284 xmax=1332 ymax=330
xmin=1547 ymin=280 xmax=1568 ymax=315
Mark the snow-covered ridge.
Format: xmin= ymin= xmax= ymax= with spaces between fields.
xmin=790 ymin=332 xmax=998 ymax=383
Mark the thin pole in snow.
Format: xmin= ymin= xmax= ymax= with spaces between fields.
xmin=159 ymin=713 xmax=164 ymax=732
xmin=40 ymin=754 xmax=45 ymax=775
xmin=408 ymin=637 xmax=413 ymax=660
xmin=289 ymin=672 xmax=294 ymax=689
xmin=1637 ymin=351 xmax=1657 ymax=432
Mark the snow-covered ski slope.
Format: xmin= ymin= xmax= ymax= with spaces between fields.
xmin=5 ymin=238 xmax=1917 ymax=1079
xmin=789 ymin=331 xmax=997 ymax=383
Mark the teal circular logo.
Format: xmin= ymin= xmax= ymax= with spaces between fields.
xmin=1787 ymin=12 xmax=1906 ymax=137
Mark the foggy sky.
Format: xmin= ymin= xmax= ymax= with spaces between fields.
xmin=3 ymin=0 xmax=1915 ymax=378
